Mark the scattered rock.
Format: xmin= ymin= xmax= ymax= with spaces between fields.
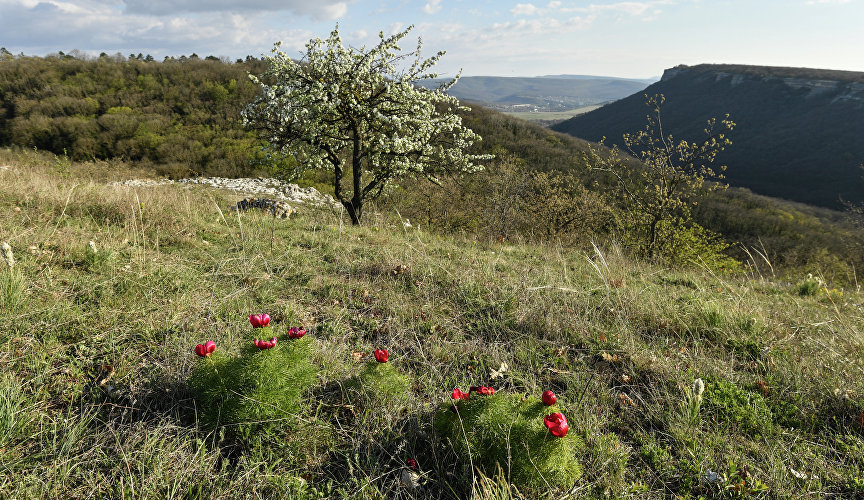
xmin=111 ymin=176 xmax=337 ymax=207
xmin=230 ymin=197 xmax=295 ymax=219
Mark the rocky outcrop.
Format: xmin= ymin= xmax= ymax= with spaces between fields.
xmin=112 ymin=176 xmax=337 ymax=209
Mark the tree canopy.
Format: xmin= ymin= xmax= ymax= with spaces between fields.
xmin=242 ymin=25 xmax=491 ymax=224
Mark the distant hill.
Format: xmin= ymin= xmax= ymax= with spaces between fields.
xmin=416 ymin=75 xmax=652 ymax=111
xmin=552 ymin=64 xmax=864 ymax=208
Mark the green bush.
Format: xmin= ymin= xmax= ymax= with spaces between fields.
xmin=434 ymin=393 xmax=583 ymax=491
xmin=188 ymin=335 xmax=316 ymax=430
xmin=355 ymin=360 xmax=411 ymax=400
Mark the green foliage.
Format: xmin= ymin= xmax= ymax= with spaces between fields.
xmin=587 ymin=94 xmax=736 ymax=262
xmin=243 ymin=25 xmax=491 ymax=224
xmin=797 ymin=275 xmax=823 ymax=296
xmin=0 ymin=54 xmax=270 ymax=177
xmin=434 ymin=393 xmax=583 ymax=491
xmin=621 ymin=213 xmax=741 ymax=271
xmin=352 ymin=360 xmax=411 ymax=404
xmin=188 ymin=336 xmax=316 ymax=431
xmin=703 ymin=379 xmax=774 ymax=438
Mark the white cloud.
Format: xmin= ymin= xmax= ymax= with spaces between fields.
xmin=423 ymin=0 xmax=442 ymax=14
xmin=806 ymin=0 xmax=850 ymax=4
xmin=0 ymin=0 xmax=314 ymax=57
xmin=511 ymin=3 xmax=540 ymax=15
xmin=561 ymin=1 xmax=673 ymax=17
xmin=121 ymin=0 xmax=351 ymax=19
xmin=547 ymin=1 xmax=562 ymax=8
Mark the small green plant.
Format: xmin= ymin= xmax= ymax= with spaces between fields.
xmin=353 ymin=356 xmax=411 ymax=403
xmin=188 ymin=334 xmax=316 ymax=431
xmin=797 ymin=274 xmax=824 ymax=296
xmin=703 ymin=379 xmax=774 ymax=438
xmin=434 ymin=392 xmax=583 ymax=491
xmin=717 ymin=459 xmax=769 ymax=497
xmin=682 ymin=378 xmax=706 ymax=427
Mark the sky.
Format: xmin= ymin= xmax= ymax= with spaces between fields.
xmin=1 ymin=0 xmax=862 ymax=78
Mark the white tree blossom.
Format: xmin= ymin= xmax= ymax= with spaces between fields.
xmin=242 ymin=25 xmax=492 ymax=224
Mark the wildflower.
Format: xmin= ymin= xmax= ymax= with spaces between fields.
xmin=1 ymin=242 xmax=14 ymax=268
xmin=254 ymin=337 xmax=277 ymax=349
xmin=374 ymin=348 xmax=389 ymax=363
xmin=195 ymin=340 xmax=216 ymax=357
xmin=249 ymin=313 xmax=271 ymax=328
xmin=704 ymin=470 xmax=720 ymax=483
xmin=406 ymin=458 xmax=418 ymax=471
xmin=693 ymin=378 xmax=705 ymax=397
xmin=469 ymin=386 xmax=495 ymax=396
xmin=542 ymin=390 xmax=557 ymax=406
xmin=452 ymin=388 xmax=469 ymax=400
xmin=88 ymin=240 xmax=98 ymax=254
xmin=287 ymin=327 xmax=306 ymax=339
xmin=544 ymin=412 xmax=569 ymax=437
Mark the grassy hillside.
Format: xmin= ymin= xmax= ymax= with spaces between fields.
xmin=552 ymin=64 xmax=864 ymax=208
xmin=1 ymin=154 xmax=864 ymax=498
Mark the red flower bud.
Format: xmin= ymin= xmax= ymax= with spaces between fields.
xmin=374 ymin=349 xmax=389 ymax=363
xmin=544 ymin=412 xmax=569 ymax=438
xmin=254 ymin=337 xmax=277 ymax=349
xmin=287 ymin=327 xmax=306 ymax=339
xmin=452 ymin=388 xmax=469 ymax=400
xmin=249 ymin=313 xmax=270 ymax=328
xmin=406 ymin=458 xmax=418 ymax=471
xmin=469 ymin=386 xmax=495 ymax=396
xmin=194 ymin=340 xmax=216 ymax=357
xmin=542 ymin=390 xmax=557 ymax=406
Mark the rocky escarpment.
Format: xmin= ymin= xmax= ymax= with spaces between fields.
xmin=554 ymin=64 xmax=864 ymax=208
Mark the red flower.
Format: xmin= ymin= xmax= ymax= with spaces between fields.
xmin=452 ymin=388 xmax=469 ymax=400
xmin=249 ymin=313 xmax=270 ymax=328
xmin=254 ymin=337 xmax=277 ymax=349
xmin=194 ymin=340 xmax=216 ymax=357
xmin=287 ymin=327 xmax=306 ymax=339
xmin=406 ymin=458 xmax=418 ymax=471
xmin=542 ymin=390 xmax=557 ymax=406
xmin=374 ymin=349 xmax=389 ymax=363
xmin=544 ymin=412 xmax=569 ymax=438
xmin=469 ymin=386 xmax=495 ymax=396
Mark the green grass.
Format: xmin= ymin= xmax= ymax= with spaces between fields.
xmin=1 ymin=155 xmax=863 ymax=498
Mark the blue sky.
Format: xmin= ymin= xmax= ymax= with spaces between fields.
xmin=1 ymin=0 xmax=862 ymax=78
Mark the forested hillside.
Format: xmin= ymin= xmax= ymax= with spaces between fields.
xmin=552 ymin=64 xmax=864 ymax=208
xmin=0 ymin=52 xmax=269 ymax=177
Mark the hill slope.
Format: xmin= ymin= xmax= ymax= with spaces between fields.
xmin=552 ymin=64 xmax=864 ymax=208
xmin=1 ymin=159 xmax=863 ymax=497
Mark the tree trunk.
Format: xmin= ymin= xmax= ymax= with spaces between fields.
xmin=343 ymin=199 xmax=362 ymax=225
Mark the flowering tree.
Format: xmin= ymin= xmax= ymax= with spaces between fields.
xmin=243 ymin=26 xmax=491 ymax=224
